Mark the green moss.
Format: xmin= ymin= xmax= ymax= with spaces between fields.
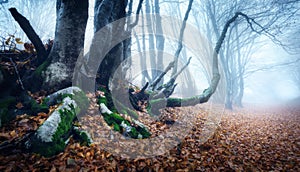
xmin=129 ymin=127 xmax=138 ymax=138
xmin=30 ymin=139 xmax=66 ymax=157
xmin=31 ymin=104 xmax=77 ymax=157
xmin=79 ymin=132 xmax=92 ymax=146
xmin=97 ymin=96 xmax=107 ymax=105
xmin=102 ymin=112 xmax=128 ymax=126
xmin=97 ymin=86 xmax=151 ymax=139
xmin=136 ymin=126 xmax=151 ymax=138
xmin=42 ymin=97 xmax=50 ymax=105
xmin=52 ymin=104 xmax=76 ymax=142
xmin=55 ymin=90 xmax=88 ymax=115
xmin=166 ymin=98 xmax=182 ymax=107
xmin=73 ymin=127 xmax=93 ymax=146
xmin=30 ymin=100 xmax=49 ymax=114
xmin=113 ymin=122 xmax=120 ymax=132
xmin=35 ymin=59 xmax=51 ymax=75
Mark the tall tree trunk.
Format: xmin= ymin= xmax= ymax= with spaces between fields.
xmin=43 ymin=0 xmax=88 ymax=91
xmin=140 ymin=9 xmax=151 ymax=84
xmin=145 ymin=0 xmax=157 ymax=81
xmin=206 ymin=1 xmax=233 ymax=109
xmin=235 ymin=23 xmax=244 ymax=107
xmin=95 ymin=0 xmax=128 ymax=88
xmin=154 ymin=0 xmax=165 ymax=85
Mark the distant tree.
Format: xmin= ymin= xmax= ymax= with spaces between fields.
xmin=0 ymin=0 xmax=8 ymax=4
xmin=195 ymin=0 xmax=299 ymax=109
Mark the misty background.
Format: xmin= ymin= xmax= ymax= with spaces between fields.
xmin=1 ymin=0 xmax=299 ymax=106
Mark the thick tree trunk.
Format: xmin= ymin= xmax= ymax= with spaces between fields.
xmin=43 ymin=0 xmax=88 ymax=91
xmin=207 ymin=2 xmax=234 ymax=109
xmin=79 ymin=0 xmax=127 ymax=90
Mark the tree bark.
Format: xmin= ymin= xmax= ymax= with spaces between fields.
xmin=43 ymin=0 xmax=88 ymax=91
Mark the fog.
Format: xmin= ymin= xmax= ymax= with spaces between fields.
xmin=244 ymin=38 xmax=300 ymax=104
xmin=1 ymin=0 xmax=299 ymax=106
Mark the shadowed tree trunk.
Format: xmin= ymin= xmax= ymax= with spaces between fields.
xmin=94 ymin=0 xmax=128 ymax=88
xmin=42 ymin=0 xmax=88 ymax=91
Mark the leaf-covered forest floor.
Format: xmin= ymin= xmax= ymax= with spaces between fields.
xmin=0 ymin=94 xmax=299 ymax=171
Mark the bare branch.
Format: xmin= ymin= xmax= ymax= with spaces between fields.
xmin=154 ymin=57 xmax=192 ymax=98
xmin=9 ymin=58 xmax=25 ymax=90
xmin=129 ymin=0 xmax=144 ymax=28
xmin=150 ymin=60 xmax=175 ymax=90
xmin=244 ymin=58 xmax=300 ymax=78
xmin=171 ymin=0 xmax=194 ymax=77
xmin=9 ymin=8 xmax=47 ymax=65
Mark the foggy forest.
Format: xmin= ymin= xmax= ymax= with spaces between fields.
xmin=0 ymin=0 xmax=299 ymax=171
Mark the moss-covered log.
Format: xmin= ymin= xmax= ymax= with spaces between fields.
xmin=25 ymin=87 xmax=89 ymax=157
xmin=99 ymin=103 xmax=151 ymax=138
xmin=148 ymin=91 xmax=212 ymax=115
